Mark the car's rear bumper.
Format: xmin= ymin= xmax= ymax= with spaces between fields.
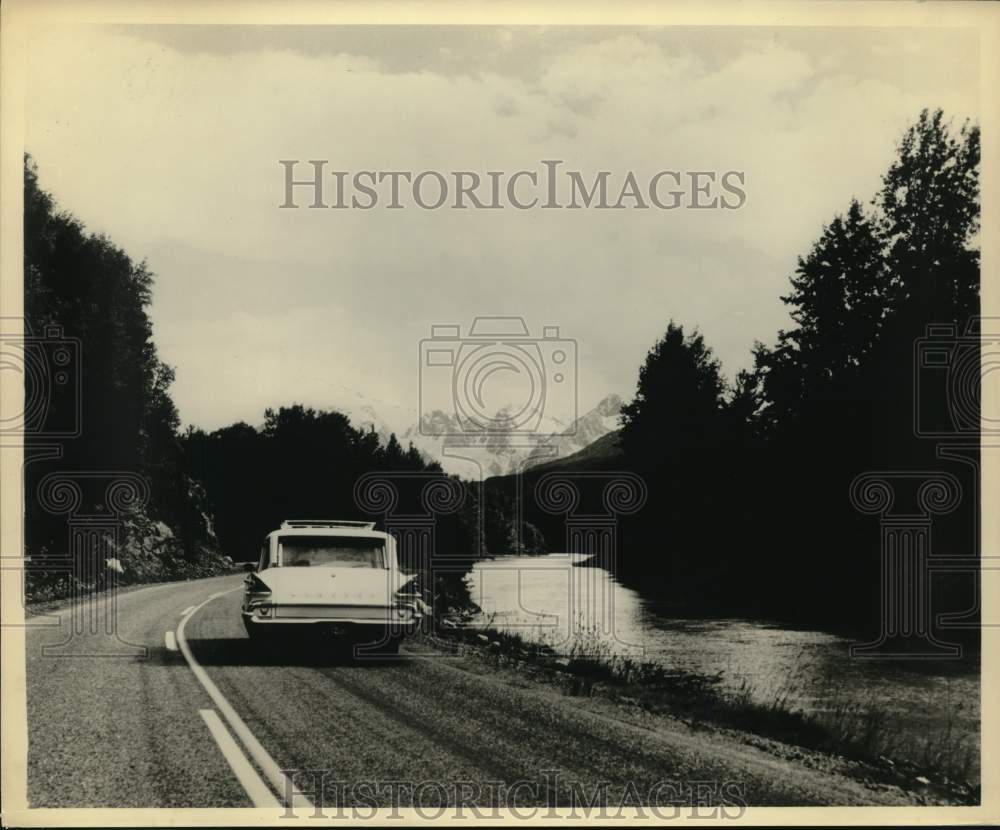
xmin=241 ymin=609 xmax=419 ymax=635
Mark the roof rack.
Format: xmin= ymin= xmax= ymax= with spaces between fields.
xmin=280 ymin=519 xmax=376 ymax=530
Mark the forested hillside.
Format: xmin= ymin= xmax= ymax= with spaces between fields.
xmin=23 ymin=157 xmax=229 ymax=599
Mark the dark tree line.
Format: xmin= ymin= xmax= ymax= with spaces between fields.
xmin=497 ymin=110 xmax=979 ymax=638
xmin=183 ymin=405 xmax=435 ymax=562
xmin=24 ymin=156 xmax=221 ymax=592
xmin=610 ymin=109 xmax=980 ymax=633
xmin=182 ymin=406 xmax=494 ymax=612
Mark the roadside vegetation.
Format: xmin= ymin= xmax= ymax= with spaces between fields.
xmin=425 ymin=619 xmax=978 ymax=805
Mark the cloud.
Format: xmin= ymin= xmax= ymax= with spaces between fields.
xmin=25 ymin=25 xmax=979 ymax=429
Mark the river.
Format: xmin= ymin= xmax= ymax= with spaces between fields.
xmin=466 ymin=553 xmax=979 ymax=779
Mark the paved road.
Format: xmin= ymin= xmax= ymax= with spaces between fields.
xmin=25 ymin=574 xmax=911 ymax=810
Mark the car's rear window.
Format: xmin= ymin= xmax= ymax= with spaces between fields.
xmin=278 ymin=536 xmax=385 ymax=568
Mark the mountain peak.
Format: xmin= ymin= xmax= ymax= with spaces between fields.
xmin=330 ymin=393 xmax=623 ymax=477
xmin=596 ymin=393 xmax=624 ymax=417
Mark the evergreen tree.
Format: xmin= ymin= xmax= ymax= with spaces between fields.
xmin=880 ymin=108 xmax=980 ymax=322
xmin=753 ymin=199 xmax=888 ymax=436
xmin=619 ymin=322 xmax=726 ymax=467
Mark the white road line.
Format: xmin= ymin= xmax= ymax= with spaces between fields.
xmin=176 ymin=588 xmax=313 ymax=809
xmin=199 ymin=709 xmax=281 ymax=807
xmin=180 ymin=605 xmax=196 ymax=617
xmin=165 ymin=631 xmax=178 ymax=651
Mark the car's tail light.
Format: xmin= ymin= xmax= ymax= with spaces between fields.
xmin=247 ymin=573 xmax=271 ymax=593
xmin=246 ymin=573 xmax=272 ymax=610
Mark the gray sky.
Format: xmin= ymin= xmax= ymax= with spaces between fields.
xmin=25 ymin=25 xmax=979 ymax=430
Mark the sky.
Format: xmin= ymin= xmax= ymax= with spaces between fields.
xmin=24 ymin=24 xmax=979 ymax=431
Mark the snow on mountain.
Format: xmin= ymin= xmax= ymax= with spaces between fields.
xmin=521 ymin=393 xmax=624 ymax=470
xmin=323 ymin=386 xmax=625 ymax=478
